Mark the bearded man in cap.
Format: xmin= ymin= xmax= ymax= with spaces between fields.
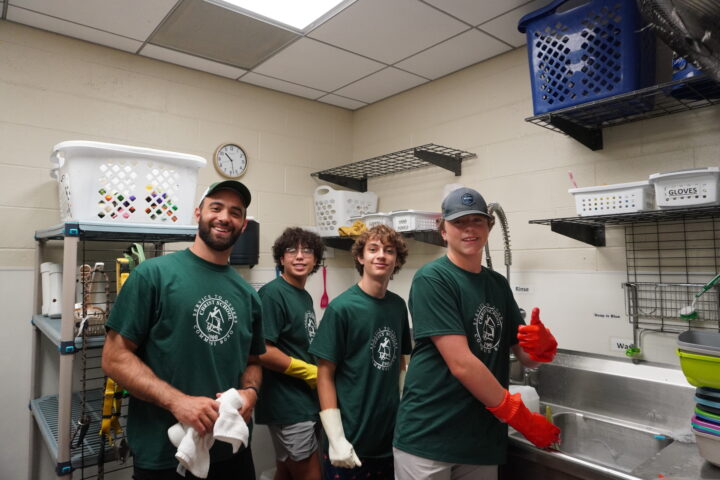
xmin=393 ymin=187 xmax=560 ymax=480
xmin=103 ymin=180 xmax=265 ymax=480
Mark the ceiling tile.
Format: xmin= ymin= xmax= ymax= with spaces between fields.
xmin=479 ymin=0 xmax=554 ymax=48
xmin=424 ymin=0 xmax=530 ymax=26
xmin=9 ymin=0 xmax=177 ymax=41
xmin=240 ymin=72 xmax=326 ymax=100
xmin=140 ymin=44 xmax=247 ymax=79
xmin=308 ymin=0 xmax=468 ymax=64
xmin=150 ymin=0 xmax=299 ymax=70
xmin=7 ymin=6 xmax=143 ymax=52
xmin=334 ymin=67 xmax=427 ymax=104
xmin=396 ymin=29 xmax=510 ymax=80
xmin=317 ymin=94 xmax=367 ymax=110
xmin=252 ymin=38 xmax=384 ymax=92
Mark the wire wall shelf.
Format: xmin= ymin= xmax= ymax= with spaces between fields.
xmin=310 ymin=144 xmax=476 ymax=192
xmin=525 ymin=75 xmax=720 ymax=150
xmin=624 ymin=217 xmax=720 ymax=333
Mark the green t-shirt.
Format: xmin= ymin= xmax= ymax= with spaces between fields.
xmin=309 ymin=284 xmax=411 ymax=459
xmin=393 ymin=255 xmax=524 ymax=465
xmin=105 ymin=249 xmax=266 ymax=470
xmin=255 ymin=276 xmax=319 ymax=425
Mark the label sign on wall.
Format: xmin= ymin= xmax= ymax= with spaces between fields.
xmin=513 ymin=285 xmax=533 ymax=295
xmin=610 ymin=337 xmax=634 ymax=353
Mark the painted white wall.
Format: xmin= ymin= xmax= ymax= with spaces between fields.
xmin=3 ymin=16 xmax=720 ymax=480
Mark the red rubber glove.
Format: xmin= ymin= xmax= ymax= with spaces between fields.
xmin=517 ymin=307 xmax=557 ymax=362
xmin=487 ymin=390 xmax=560 ymax=448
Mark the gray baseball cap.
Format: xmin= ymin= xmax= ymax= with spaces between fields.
xmin=200 ymin=180 xmax=251 ymax=207
xmin=441 ymin=187 xmax=493 ymax=221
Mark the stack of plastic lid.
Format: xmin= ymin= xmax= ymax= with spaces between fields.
xmin=693 ymin=387 xmax=720 ymax=466
xmin=677 ymin=330 xmax=720 ymax=466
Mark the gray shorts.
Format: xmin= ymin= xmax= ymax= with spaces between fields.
xmin=268 ymin=421 xmax=319 ymax=462
xmin=393 ymin=447 xmax=498 ymax=480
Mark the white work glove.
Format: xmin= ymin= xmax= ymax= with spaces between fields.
xmin=319 ymin=408 xmax=362 ymax=468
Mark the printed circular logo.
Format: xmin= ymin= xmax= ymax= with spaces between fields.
xmin=461 ymin=192 xmax=474 ymax=206
xmin=193 ymin=295 xmax=237 ymax=346
xmin=305 ymin=310 xmax=317 ymax=344
xmin=473 ymin=304 xmax=503 ymax=353
xmin=370 ymin=327 xmax=398 ymax=371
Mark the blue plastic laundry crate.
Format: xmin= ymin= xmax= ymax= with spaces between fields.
xmin=518 ymin=0 xmax=655 ymax=115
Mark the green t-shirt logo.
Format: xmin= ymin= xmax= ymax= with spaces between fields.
xmin=193 ymin=294 xmax=238 ymax=346
xmin=370 ymin=327 xmax=398 ymax=371
xmin=473 ymin=304 xmax=503 ymax=353
xmin=305 ymin=310 xmax=317 ymax=344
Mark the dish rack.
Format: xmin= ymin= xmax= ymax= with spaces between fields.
xmin=624 ymin=217 xmax=720 ymax=336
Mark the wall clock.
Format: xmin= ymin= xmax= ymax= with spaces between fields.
xmin=214 ymin=143 xmax=248 ymax=178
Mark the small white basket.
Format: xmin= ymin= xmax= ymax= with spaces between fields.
xmin=570 ymin=181 xmax=654 ymax=216
xmin=649 ymin=167 xmax=720 ymax=209
xmin=313 ymin=185 xmax=378 ymax=237
xmin=391 ymin=210 xmax=441 ymax=231
xmin=350 ymin=213 xmax=393 ymax=228
xmin=50 ymin=141 xmax=206 ymax=225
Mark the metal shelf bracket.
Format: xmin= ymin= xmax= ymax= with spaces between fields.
xmin=550 ymin=220 xmax=606 ymax=246
xmin=413 ymin=148 xmax=462 ymax=176
xmin=547 ymin=115 xmax=603 ymax=151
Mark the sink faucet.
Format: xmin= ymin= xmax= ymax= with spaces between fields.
xmin=486 ymin=203 xmax=525 ymax=321
xmin=485 ymin=203 xmax=511 ymax=282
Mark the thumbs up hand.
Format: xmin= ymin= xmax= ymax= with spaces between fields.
xmin=517 ymin=307 xmax=557 ymax=363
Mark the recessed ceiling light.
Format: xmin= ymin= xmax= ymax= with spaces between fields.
xmin=204 ymin=0 xmax=354 ymax=31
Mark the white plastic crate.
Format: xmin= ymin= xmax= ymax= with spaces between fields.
xmin=649 ymin=167 xmax=720 ymax=209
xmin=350 ymin=213 xmax=393 ymax=228
xmin=313 ymin=185 xmax=378 ymax=237
xmin=50 ymin=141 xmax=206 ymax=225
xmin=569 ymin=181 xmax=654 ymax=217
xmin=391 ymin=210 xmax=441 ymax=231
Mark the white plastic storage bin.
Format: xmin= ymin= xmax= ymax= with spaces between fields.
xmin=50 ymin=141 xmax=206 ymax=225
xmin=569 ymin=181 xmax=654 ymax=216
xmin=391 ymin=210 xmax=441 ymax=231
xmin=313 ymin=185 xmax=378 ymax=237
xmin=649 ymin=167 xmax=720 ymax=209
xmin=351 ymin=213 xmax=393 ymax=228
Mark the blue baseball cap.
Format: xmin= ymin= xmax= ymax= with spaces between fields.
xmin=441 ymin=187 xmax=493 ymax=221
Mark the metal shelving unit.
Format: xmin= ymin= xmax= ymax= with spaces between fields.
xmin=310 ymin=144 xmax=476 ymax=192
xmin=29 ymin=222 xmax=197 ymax=479
xmin=525 ymin=76 xmax=720 ymax=151
xmin=530 ymin=207 xmax=720 ymax=353
xmin=323 ymin=229 xmax=444 ymax=251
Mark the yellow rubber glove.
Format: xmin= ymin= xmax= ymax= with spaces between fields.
xmin=283 ymin=357 xmax=318 ymax=389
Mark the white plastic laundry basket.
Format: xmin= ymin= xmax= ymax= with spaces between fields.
xmin=649 ymin=167 xmax=720 ymax=208
xmin=50 ymin=141 xmax=206 ymax=225
xmin=313 ymin=185 xmax=378 ymax=237
xmin=569 ymin=181 xmax=654 ymax=216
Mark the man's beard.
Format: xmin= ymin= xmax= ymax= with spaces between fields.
xmin=198 ymin=217 xmax=242 ymax=251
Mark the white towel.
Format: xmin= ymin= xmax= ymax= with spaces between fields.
xmin=213 ymin=388 xmax=249 ymax=453
xmin=168 ymin=423 xmax=214 ymax=478
xmin=167 ymin=389 xmax=249 ymax=478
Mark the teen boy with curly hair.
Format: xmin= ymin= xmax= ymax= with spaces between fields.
xmin=310 ymin=225 xmax=412 ymax=480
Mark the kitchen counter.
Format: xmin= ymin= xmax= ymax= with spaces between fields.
xmin=505 ymin=351 xmax=720 ymax=480
xmin=508 ymin=436 xmax=720 ymax=480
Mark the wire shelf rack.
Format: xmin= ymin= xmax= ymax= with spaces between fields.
xmin=624 ymin=216 xmax=720 ymax=333
xmin=310 ymin=144 xmax=476 ymax=191
xmin=525 ymin=75 xmax=720 ymax=150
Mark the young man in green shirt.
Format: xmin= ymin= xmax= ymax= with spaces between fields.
xmin=102 ymin=180 xmax=265 ymax=479
xmin=393 ymin=186 xmax=560 ymax=480
xmin=309 ymin=225 xmax=411 ymax=480
xmin=256 ymin=227 xmax=326 ymax=480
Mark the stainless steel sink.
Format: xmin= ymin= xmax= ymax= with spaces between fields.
xmin=550 ymin=412 xmax=673 ymax=473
